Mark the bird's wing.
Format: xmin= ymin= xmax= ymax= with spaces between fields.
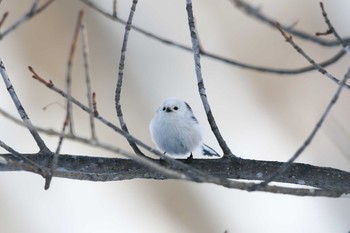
xmin=201 ymin=144 xmax=220 ymax=157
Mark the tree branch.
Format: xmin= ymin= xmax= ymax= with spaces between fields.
xmin=0 ymin=0 xmax=56 ymax=40
xmin=0 ymin=152 xmax=348 ymax=197
xmin=230 ymin=0 xmax=350 ymax=47
xmin=0 ymin=59 xmax=49 ymax=153
xmin=253 ymin=6 xmax=350 ymax=189
xmin=185 ymin=0 xmax=232 ymax=157
xmin=114 ymin=0 xmax=144 ymax=155
xmin=79 ymin=0 xmax=347 ymax=76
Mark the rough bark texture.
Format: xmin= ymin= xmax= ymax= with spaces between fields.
xmin=1 ymin=153 xmax=349 ymax=193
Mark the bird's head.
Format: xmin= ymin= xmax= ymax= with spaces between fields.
xmin=157 ymin=98 xmax=193 ymax=118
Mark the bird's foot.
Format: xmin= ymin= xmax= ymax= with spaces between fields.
xmin=184 ymin=153 xmax=193 ymax=164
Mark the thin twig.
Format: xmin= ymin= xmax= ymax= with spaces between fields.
xmin=0 ymin=12 xmax=9 ymax=30
xmin=42 ymin=10 xmax=85 ymax=190
xmin=254 ymin=65 xmax=350 ymax=190
xmin=113 ymin=0 xmax=117 ymax=18
xmin=252 ymin=21 xmax=350 ymax=189
xmin=0 ymin=0 xmax=55 ymax=39
xmin=275 ymin=23 xmax=350 ymax=89
xmin=29 ymin=66 xmax=54 ymax=87
xmin=315 ymin=29 xmax=332 ymax=37
xmin=0 ymin=60 xmax=50 ymax=153
xmin=80 ymin=0 xmax=346 ymax=77
xmin=0 ymin=59 xmax=53 ymax=188
xmin=318 ymin=2 xmax=350 ymax=54
xmin=80 ymin=22 xmax=97 ymax=141
xmin=92 ymin=92 xmax=99 ymax=116
xmin=185 ymin=0 xmax=232 ymax=157
xmin=0 ymin=140 xmax=44 ymax=173
xmin=44 ymin=115 xmax=70 ymax=190
xmin=65 ymin=10 xmax=84 ymax=135
xmin=29 ymin=65 xmax=65 ymax=187
xmin=114 ymin=0 xmax=144 ymax=155
xmin=230 ymin=0 xmax=350 ymax=47
xmin=30 ymin=0 xmax=40 ymax=14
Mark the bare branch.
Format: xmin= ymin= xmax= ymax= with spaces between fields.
xmin=253 ymin=23 xmax=350 ymax=190
xmin=230 ymin=0 xmax=350 ymax=47
xmin=114 ymin=0 xmax=144 ymax=155
xmin=0 ymin=150 xmax=348 ymax=197
xmin=92 ymin=92 xmax=98 ymax=116
xmin=65 ymin=10 xmax=84 ymax=135
xmin=28 ymin=67 xmax=221 ymax=183
xmin=185 ymin=0 xmax=232 ymax=157
xmin=0 ymin=60 xmax=49 ymax=153
xmin=255 ymin=67 xmax=350 ymax=189
xmin=0 ymin=0 xmax=348 ymax=199
xmin=275 ymin=23 xmax=350 ymax=90
xmin=113 ymin=0 xmax=117 ymax=18
xmin=1 ymin=98 xmax=350 ymax=197
xmin=80 ymin=0 xmax=346 ymax=76
xmin=45 ymin=115 xmax=70 ymax=190
xmin=0 ymin=0 xmax=55 ymax=40
xmin=0 ymin=11 xmax=9 ymax=30
xmin=318 ymin=2 xmax=346 ymax=47
xmin=43 ymin=11 xmax=97 ymax=190
xmin=0 ymin=140 xmax=43 ymax=174
xmin=318 ymin=2 xmax=350 ymax=55
xmin=80 ymin=22 xmax=97 ymax=141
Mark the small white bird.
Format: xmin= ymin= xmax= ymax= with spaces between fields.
xmin=149 ymin=98 xmax=219 ymax=159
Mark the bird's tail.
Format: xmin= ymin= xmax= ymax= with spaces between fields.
xmin=201 ymin=144 xmax=220 ymax=157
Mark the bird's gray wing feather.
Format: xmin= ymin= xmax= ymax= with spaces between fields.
xmin=201 ymin=144 xmax=220 ymax=157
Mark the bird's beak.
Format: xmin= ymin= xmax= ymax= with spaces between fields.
xmin=166 ymin=107 xmax=172 ymax=112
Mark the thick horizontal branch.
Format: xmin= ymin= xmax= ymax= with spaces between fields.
xmin=0 ymin=153 xmax=349 ymax=193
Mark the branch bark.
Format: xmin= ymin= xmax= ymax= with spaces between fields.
xmin=0 ymin=153 xmax=349 ymax=196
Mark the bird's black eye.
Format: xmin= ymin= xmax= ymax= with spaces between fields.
xmin=174 ymin=106 xmax=179 ymax=110
xmin=162 ymin=107 xmax=166 ymax=111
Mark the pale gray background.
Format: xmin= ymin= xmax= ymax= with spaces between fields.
xmin=0 ymin=0 xmax=349 ymax=232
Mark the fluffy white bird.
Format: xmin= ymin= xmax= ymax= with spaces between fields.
xmin=149 ymin=98 xmax=219 ymax=158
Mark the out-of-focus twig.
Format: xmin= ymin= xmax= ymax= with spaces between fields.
xmin=0 ymin=12 xmax=9 ymax=30
xmin=275 ymin=23 xmax=350 ymax=90
xmin=0 ymin=0 xmax=56 ymax=40
xmin=318 ymin=2 xmax=350 ymax=53
xmin=80 ymin=22 xmax=97 ymax=141
xmin=80 ymin=0 xmax=346 ymax=76
xmin=92 ymin=92 xmax=98 ymax=116
xmin=230 ymin=0 xmax=350 ymax=47
xmin=252 ymin=20 xmax=350 ymax=190
xmin=65 ymin=10 xmax=84 ymax=135
xmin=113 ymin=0 xmax=117 ymax=18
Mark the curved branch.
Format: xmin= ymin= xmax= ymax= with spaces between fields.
xmin=0 ymin=0 xmax=56 ymax=40
xmin=185 ymin=0 xmax=232 ymax=157
xmin=230 ymin=0 xmax=350 ymax=47
xmin=80 ymin=0 xmax=346 ymax=76
xmin=114 ymin=0 xmax=144 ymax=155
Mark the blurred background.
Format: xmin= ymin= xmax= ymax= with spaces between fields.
xmin=0 ymin=0 xmax=349 ymax=232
